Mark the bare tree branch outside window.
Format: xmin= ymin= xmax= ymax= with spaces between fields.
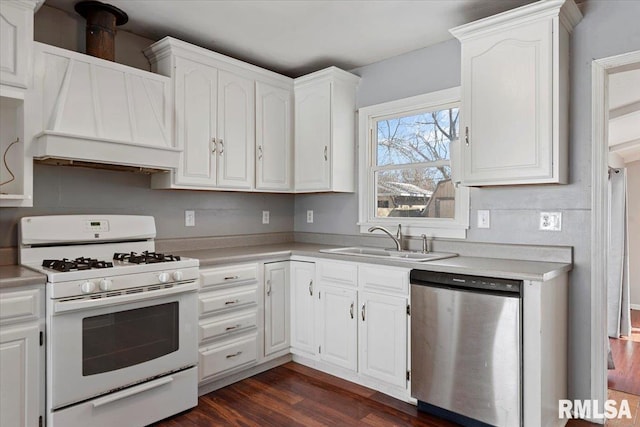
xmin=374 ymin=107 xmax=458 ymax=218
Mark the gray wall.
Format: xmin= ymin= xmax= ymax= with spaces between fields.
xmin=0 ymin=164 xmax=294 ymax=247
xmin=295 ymin=0 xmax=640 ymax=400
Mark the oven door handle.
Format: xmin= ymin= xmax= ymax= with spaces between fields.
xmin=52 ymin=282 xmax=198 ymax=314
xmin=91 ymin=375 xmax=175 ymax=408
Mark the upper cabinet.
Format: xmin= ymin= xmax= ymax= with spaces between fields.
xmin=256 ymin=81 xmax=293 ymax=191
xmin=0 ymin=0 xmax=37 ymax=89
xmin=294 ymin=67 xmax=360 ymax=192
xmin=146 ymin=37 xmax=293 ymax=192
xmin=450 ymin=0 xmax=582 ymax=186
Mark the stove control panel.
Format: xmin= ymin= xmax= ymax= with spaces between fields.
xmin=47 ymin=265 xmax=200 ymax=299
xmin=84 ymin=220 xmax=110 ymax=232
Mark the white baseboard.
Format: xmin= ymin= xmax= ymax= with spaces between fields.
xmin=631 ymin=304 xmax=640 ymax=311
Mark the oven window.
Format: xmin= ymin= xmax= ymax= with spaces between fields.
xmin=82 ymin=302 xmax=179 ymax=376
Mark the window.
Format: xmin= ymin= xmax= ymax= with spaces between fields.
xmin=358 ymin=87 xmax=469 ymax=238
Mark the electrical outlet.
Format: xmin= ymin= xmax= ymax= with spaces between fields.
xmin=307 ymin=210 xmax=314 ymax=223
xmin=185 ymin=210 xmax=195 ymax=227
xmin=262 ymin=210 xmax=270 ymax=224
xmin=539 ymin=212 xmax=562 ymax=231
xmin=477 ymin=210 xmax=490 ymax=229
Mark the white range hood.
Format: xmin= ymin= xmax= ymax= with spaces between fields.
xmin=30 ymin=42 xmax=180 ymax=171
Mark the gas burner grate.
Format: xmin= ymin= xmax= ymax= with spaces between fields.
xmin=42 ymin=257 xmax=114 ymax=272
xmin=113 ymin=251 xmax=181 ymax=264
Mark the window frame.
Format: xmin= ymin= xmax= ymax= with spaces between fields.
xmin=357 ymin=87 xmax=469 ymax=239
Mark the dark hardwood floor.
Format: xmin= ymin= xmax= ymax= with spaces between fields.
xmin=609 ymin=309 xmax=640 ymax=395
xmin=152 ymin=362 xmax=598 ymax=426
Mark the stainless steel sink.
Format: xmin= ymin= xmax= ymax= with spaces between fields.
xmin=319 ymin=247 xmax=457 ymax=262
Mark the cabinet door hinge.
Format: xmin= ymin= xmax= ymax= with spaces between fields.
xmin=40 ymin=331 xmax=44 ymax=346
xmin=406 ymin=304 xmax=411 ymax=316
xmin=406 ymin=370 xmax=411 ymax=381
xmin=318 ymin=345 xmax=321 ymax=354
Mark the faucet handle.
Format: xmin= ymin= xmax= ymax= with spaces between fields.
xmin=421 ymin=234 xmax=430 ymax=254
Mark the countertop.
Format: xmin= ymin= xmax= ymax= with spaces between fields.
xmin=0 ymin=242 xmax=571 ymax=287
xmin=0 ymin=265 xmax=46 ymax=290
xmin=175 ymin=242 xmax=571 ymax=282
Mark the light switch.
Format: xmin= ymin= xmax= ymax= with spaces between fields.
xmin=185 ymin=210 xmax=195 ymax=227
xmin=477 ymin=210 xmax=490 ymax=229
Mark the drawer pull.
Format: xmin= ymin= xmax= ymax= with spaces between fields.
xmin=309 ymin=279 xmax=313 ymax=296
xmin=226 ymin=351 xmax=242 ymax=359
xmin=349 ymin=302 xmax=354 ymax=319
xmin=225 ymin=299 xmax=240 ymax=305
xmin=224 ymin=275 xmax=239 ymax=280
xmin=225 ymin=324 xmax=241 ymax=331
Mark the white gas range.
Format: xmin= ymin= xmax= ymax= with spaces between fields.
xmin=19 ymin=215 xmax=199 ymax=427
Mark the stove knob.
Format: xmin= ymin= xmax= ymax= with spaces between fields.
xmin=172 ymin=271 xmax=184 ymax=281
xmin=99 ymin=279 xmax=113 ymax=291
xmin=158 ymin=272 xmax=170 ymax=283
xmin=81 ymin=281 xmax=96 ymax=294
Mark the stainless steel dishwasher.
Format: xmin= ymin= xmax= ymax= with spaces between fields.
xmin=410 ymin=270 xmax=522 ymax=427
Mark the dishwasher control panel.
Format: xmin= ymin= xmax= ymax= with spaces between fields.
xmin=409 ymin=270 xmax=522 ymax=295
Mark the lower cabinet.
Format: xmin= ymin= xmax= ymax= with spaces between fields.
xmin=290 ymin=261 xmax=316 ymax=355
xmin=198 ymin=259 xmax=409 ymax=400
xmin=358 ymin=291 xmax=407 ymax=388
xmin=0 ymin=286 xmax=44 ymax=427
xmin=318 ymin=285 xmax=357 ymax=371
xmin=264 ymin=261 xmax=290 ymax=356
xmin=297 ymin=259 xmax=410 ymax=395
xmin=197 ymin=264 xmax=259 ymax=383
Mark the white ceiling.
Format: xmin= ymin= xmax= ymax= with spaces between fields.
xmin=43 ymin=0 xmax=538 ymax=77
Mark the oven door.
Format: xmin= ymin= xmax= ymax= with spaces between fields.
xmin=48 ymin=283 xmax=198 ymax=410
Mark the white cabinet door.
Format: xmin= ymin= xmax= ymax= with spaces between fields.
xmin=264 ymin=261 xmax=290 ymax=356
xmin=217 ymin=70 xmax=254 ymax=189
xmin=0 ymin=323 xmax=39 ymax=427
xmin=359 ymin=291 xmax=407 ymax=388
xmin=256 ymin=81 xmax=292 ymax=191
xmin=290 ymin=261 xmax=316 ymax=355
xmin=175 ymin=57 xmax=218 ymax=186
xmin=0 ymin=1 xmax=34 ymax=88
xmin=318 ymin=285 xmax=357 ymax=371
xmin=294 ymin=80 xmax=331 ymax=191
xmin=460 ymin=19 xmax=553 ymax=185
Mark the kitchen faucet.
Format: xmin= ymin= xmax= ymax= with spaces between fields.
xmin=368 ymin=224 xmax=402 ymax=251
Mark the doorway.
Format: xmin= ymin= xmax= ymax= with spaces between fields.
xmin=591 ymin=50 xmax=640 ymax=422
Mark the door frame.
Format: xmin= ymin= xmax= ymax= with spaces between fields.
xmin=590 ymin=49 xmax=640 ymax=421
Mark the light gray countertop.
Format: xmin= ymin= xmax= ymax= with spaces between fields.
xmin=0 ymin=265 xmax=46 ymax=290
xmin=175 ymin=242 xmax=572 ymax=282
xmin=0 ymin=242 xmax=571 ymax=288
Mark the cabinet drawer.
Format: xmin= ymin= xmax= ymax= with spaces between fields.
xmin=199 ymin=334 xmax=257 ymax=380
xmin=0 ymin=289 xmax=40 ymax=325
xmin=199 ymin=286 xmax=257 ymax=316
xmin=318 ymin=261 xmax=357 ymax=287
xmin=200 ymin=264 xmax=258 ymax=288
xmin=199 ymin=310 xmax=257 ymax=342
xmin=358 ymin=265 xmax=409 ymax=294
